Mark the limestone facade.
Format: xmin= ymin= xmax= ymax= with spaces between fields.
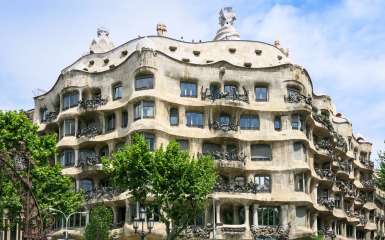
xmin=29 ymin=8 xmax=385 ymax=240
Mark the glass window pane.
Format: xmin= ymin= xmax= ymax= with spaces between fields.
xmin=144 ymin=133 xmax=155 ymax=151
xmin=79 ymin=179 xmax=93 ymax=193
xmin=186 ymin=112 xmax=203 ymax=128
xmin=143 ymin=101 xmax=154 ymax=118
xmin=113 ymin=84 xmax=123 ymax=100
xmin=251 ymin=144 xmax=271 ymax=161
xmin=122 ymin=111 xmax=128 ymax=128
xmin=176 ymin=139 xmax=189 ymax=151
xmin=64 ymin=119 xmax=75 ymax=136
xmin=240 ymin=115 xmax=259 ymax=130
xmin=135 ymin=75 xmax=154 ymax=90
xmin=255 ymin=87 xmax=268 ymax=101
xmin=291 ymin=114 xmax=300 ymax=129
xmin=224 ymin=84 xmax=237 ymax=97
xmin=180 ymin=82 xmax=197 ymax=97
xmin=170 ymin=108 xmax=179 ymax=126
xmin=274 ymin=116 xmax=281 ymax=130
xmin=134 ymin=102 xmax=141 ymax=120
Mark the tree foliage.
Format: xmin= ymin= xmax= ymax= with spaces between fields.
xmin=103 ymin=133 xmax=217 ymax=240
xmin=84 ymin=204 xmax=113 ymax=240
xmin=376 ymin=151 xmax=385 ymax=190
xmin=0 ymin=111 xmax=83 ymax=223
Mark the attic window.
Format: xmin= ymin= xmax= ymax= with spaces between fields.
xmin=83 ymin=68 xmax=88 ymax=71
xmin=193 ymin=50 xmax=200 ymax=56
xmin=104 ymin=58 xmax=109 ymax=64
xmin=89 ymin=60 xmax=95 ymax=66
xmin=255 ymin=50 xmax=262 ymax=55
xmin=121 ymin=50 xmax=128 ymax=56
xmin=244 ymin=62 xmax=252 ymax=68
xmin=169 ymin=46 xmax=177 ymax=52
xmin=206 ymin=60 xmax=214 ymax=63
xmin=109 ymin=64 xmax=115 ymax=69
xmin=277 ymin=55 xmax=282 ymax=60
xmin=182 ymin=58 xmax=190 ymax=63
xmin=229 ymin=48 xmax=236 ymax=53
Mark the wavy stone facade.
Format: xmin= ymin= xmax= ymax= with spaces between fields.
xmin=30 ymin=9 xmax=385 ymax=240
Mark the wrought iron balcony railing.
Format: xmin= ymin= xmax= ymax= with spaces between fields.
xmin=317 ymin=226 xmax=336 ymax=239
xmin=315 ymin=168 xmax=335 ymax=181
xmin=251 ymin=224 xmax=290 ymax=240
xmin=285 ymin=91 xmax=312 ymax=106
xmin=84 ymin=187 xmax=123 ymax=201
xmin=201 ymin=86 xmax=249 ymax=103
xmin=317 ymin=197 xmax=335 ymax=210
xmin=78 ymin=97 xmax=107 ymax=110
xmin=209 ymin=120 xmax=239 ymax=132
xmin=361 ymin=179 xmax=375 ymax=189
xmin=360 ymin=159 xmax=374 ymax=170
xmin=41 ymin=111 xmax=58 ymax=123
xmin=359 ymin=215 xmax=368 ymax=225
xmin=77 ymin=154 xmax=100 ymax=167
xmin=201 ymin=151 xmax=246 ymax=162
xmin=313 ymin=113 xmax=334 ymax=131
xmin=181 ymin=225 xmax=212 ymax=240
xmin=315 ymin=138 xmax=334 ymax=153
xmin=221 ymin=226 xmax=246 ymax=234
xmin=77 ymin=126 xmax=102 ymax=138
xmin=213 ymin=176 xmax=270 ymax=194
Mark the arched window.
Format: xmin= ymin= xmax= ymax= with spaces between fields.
xmin=135 ymin=74 xmax=154 ymax=90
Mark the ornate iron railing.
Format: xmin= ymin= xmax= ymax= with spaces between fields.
xmin=181 ymin=225 xmax=213 ymax=239
xmin=84 ymin=187 xmax=123 ymax=201
xmin=221 ymin=226 xmax=246 ymax=234
xmin=201 ymin=151 xmax=246 ymax=162
xmin=78 ymin=97 xmax=107 ymax=110
xmin=313 ymin=113 xmax=334 ymax=131
xmin=251 ymin=224 xmax=290 ymax=240
xmin=209 ymin=120 xmax=238 ymax=132
xmin=42 ymin=111 xmax=58 ymax=123
xmin=317 ymin=197 xmax=335 ymax=210
xmin=315 ymin=168 xmax=335 ymax=181
xmin=359 ymin=215 xmax=368 ymax=225
xmin=360 ymin=159 xmax=374 ymax=170
xmin=285 ymin=91 xmax=312 ymax=105
xmin=77 ymin=154 xmax=100 ymax=167
xmin=213 ymin=177 xmax=270 ymax=194
xmin=315 ymin=138 xmax=334 ymax=153
xmin=77 ymin=126 xmax=102 ymax=138
xmin=201 ymin=86 xmax=249 ymax=103
xmin=318 ymin=226 xmax=336 ymax=240
xmin=361 ymin=179 xmax=375 ymax=189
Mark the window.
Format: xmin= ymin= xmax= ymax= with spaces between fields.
xmin=62 ymin=91 xmax=79 ymax=110
xmin=40 ymin=107 xmax=48 ymax=122
xmin=122 ymin=110 xmax=128 ymax=128
xmin=334 ymin=194 xmax=341 ymax=208
xmin=78 ymin=149 xmax=98 ymax=164
xmin=255 ymin=87 xmax=268 ymax=101
xmin=254 ymin=175 xmax=271 ymax=192
xmin=347 ymin=224 xmax=354 ymax=238
xmin=257 ymin=207 xmax=280 ymax=226
xmin=186 ymin=111 xmax=204 ymax=128
xmin=287 ymin=86 xmax=301 ymax=98
xmin=294 ymin=173 xmax=307 ymax=192
xmin=63 ymin=119 xmax=75 ymax=136
xmin=251 ymin=144 xmax=272 ymax=161
xmin=210 ymin=83 xmax=220 ymax=96
xmin=219 ymin=114 xmax=230 ymax=126
xmin=170 ymin=108 xmax=179 ymax=126
xmin=296 ymin=207 xmax=307 ymax=227
xmin=112 ymin=83 xmax=123 ymax=100
xmin=176 ymin=139 xmax=189 ymax=151
xmin=202 ymin=143 xmax=222 ymax=159
xmin=115 ymin=142 xmax=125 ymax=151
xmin=144 ymin=133 xmax=155 ymax=151
xmin=79 ymin=179 xmax=93 ymax=193
xmin=180 ymin=82 xmax=197 ymax=97
xmin=60 ymin=150 xmax=74 ymax=167
xmin=105 ymin=113 xmax=116 ymax=132
xmin=99 ymin=146 xmax=109 ymax=157
xmin=135 ymin=74 xmax=154 ymax=90
xmin=134 ymin=101 xmax=155 ymax=120
xmin=293 ymin=142 xmax=306 ymax=161
xmin=291 ymin=114 xmax=303 ymax=130
xmin=369 ymin=210 xmax=375 ymax=222
xmin=224 ymin=84 xmax=237 ymax=98
xmin=274 ymin=116 xmax=281 ymax=131
xmin=240 ymin=115 xmax=259 ymax=130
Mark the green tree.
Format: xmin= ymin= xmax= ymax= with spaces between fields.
xmin=0 ymin=111 xmax=83 ymax=227
xmin=84 ymin=204 xmax=113 ymax=240
xmin=103 ymin=133 xmax=216 ymax=240
xmin=376 ymin=150 xmax=385 ymax=190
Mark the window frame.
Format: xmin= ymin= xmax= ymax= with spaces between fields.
xmin=294 ymin=172 xmax=307 ymax=192
xmin=62 ymin=91 xmax=79 ymax=110
xmin=134 ymin=100 xmax=155 ymax=121
xmin=274 ymin=116 xmax=281 ymax=131
xmin=257 ymin=207 xmax=280 ymax=226
xmin=254 ymin=175 xmax=271 ymax=192
xmin=239 ymin=114 xmax=260 ymax=130
xmin=186 ymin=111 xmax=204 ymax=128
xmin=105 ymin=113 xmax=116 ymax=132
xmin=135 ymin=74 xmax=154 ymax=91
xmin=121 ymin=110 xmax=128 ymax=128
xmin=63 ymin=119 xmax=75 ymax=136
xmin=169 ymin=108 xmax=179 ymax=126
xmin=250 ymin=144 xmax=272 ymax=161
xmin=255 ymin=86 xmax=268 ymax=102
xmin=180 ymin=81 xmax=198 ymax=98
xmin=112 ymin=83 xmax=123 ymax=100
xmin=60 ymin=149 xmax=75 ymax=167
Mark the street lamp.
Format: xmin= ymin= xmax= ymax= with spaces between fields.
xmin=133 ymin=205 xmax=154 ymax=240
xmin=48 ymin=207 xmax=88 ymax=240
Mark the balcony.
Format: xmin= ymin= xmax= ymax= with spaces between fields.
xmin=315 ymin=168 xmax=335 ymax=181
xmin=77 ymin=153 xmax=100 ymax=167
xmin=285 ymin=91 xmax=312 ymax=106
xmin=318 ymin=226 xmax=336 ymax=239
xmin=313 ymin=113 xmax=334 ymax=131
xmin=220 ymin=226 xmax=246 ymax=234
xmin=251 ymin=225 xmax=290 ymax=240
xmin=345 ymin=209 xmax=359 ymax=218
xmin=41 ymin=111 xmax=58 ymax=123
xmin=213 ymin=176 xmax=269 ymax=194
xmin=358 ymin=215 xmax=368 ymax=225
xmin=209 ymin=120 xmax=238 ymax=132
xmin=213 ymin=152 xmax=247 ymax=169
xmin=201 ymin=86 xmax=249 ymax=103
xmin=182 ymin=225 xmax=212 ymax=239
xmin=360 ymin=159 xmax=374 ymax=170
xmin=317 ymin=196 xmax=335 ymax=210
xmin=361 ymin=179 xmax=375 ymax=189
xmin=78 ymin=97 xmax=107 ymax=111
xmin=77 ymin=126 xmax=102 ymax=138
xmin=315 ymin=138 xmax=334 ymax=153
xmin=84 ymin=187 xmax=122 ymax=201
xmin=336 ymin=181 xmax=353 ymax=193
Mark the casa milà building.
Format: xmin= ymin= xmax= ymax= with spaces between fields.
xmin=29 ymin=7 xmax=385 ymax=240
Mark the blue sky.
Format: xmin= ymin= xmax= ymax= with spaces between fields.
xmin=1 ymin=0 xmax=384 ymax=159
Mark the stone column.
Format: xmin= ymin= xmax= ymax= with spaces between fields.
xmin=125 ymin=199 xmax=131 ymax=224
xmin=204 ymin=207 xmax=209 ymax=226
xmin=281 ymin=205 xmax=289 ymax=226
xmin=253 ymin=204 xmax=259 ymax=227
xmin=75 ymin=117 xmax=79 ymax=137
xmin=112 ymin=206 xmax=118 ymax=225
xmin=244 ymin=205 xmax=250 ymax=230
xmin=312 ymin=214 xmax=318 ymax=233
xmin=216 ymin=202 xmax=221 ymax=225
xmin=353 ymin=225 xmax=356 ymax=240
xmin=74 ymin=148 xmax=79 ymax=167
xmin=115 ymin=110 xmax=122 ymax=130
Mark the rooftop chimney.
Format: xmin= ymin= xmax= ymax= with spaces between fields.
xmin=89 ymin=27 xmax=115 ymax=54
xmin=214 ymin=7 xmax=240 ymax=41
xmin=156 ymin=23 xmax=167 ymax=37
